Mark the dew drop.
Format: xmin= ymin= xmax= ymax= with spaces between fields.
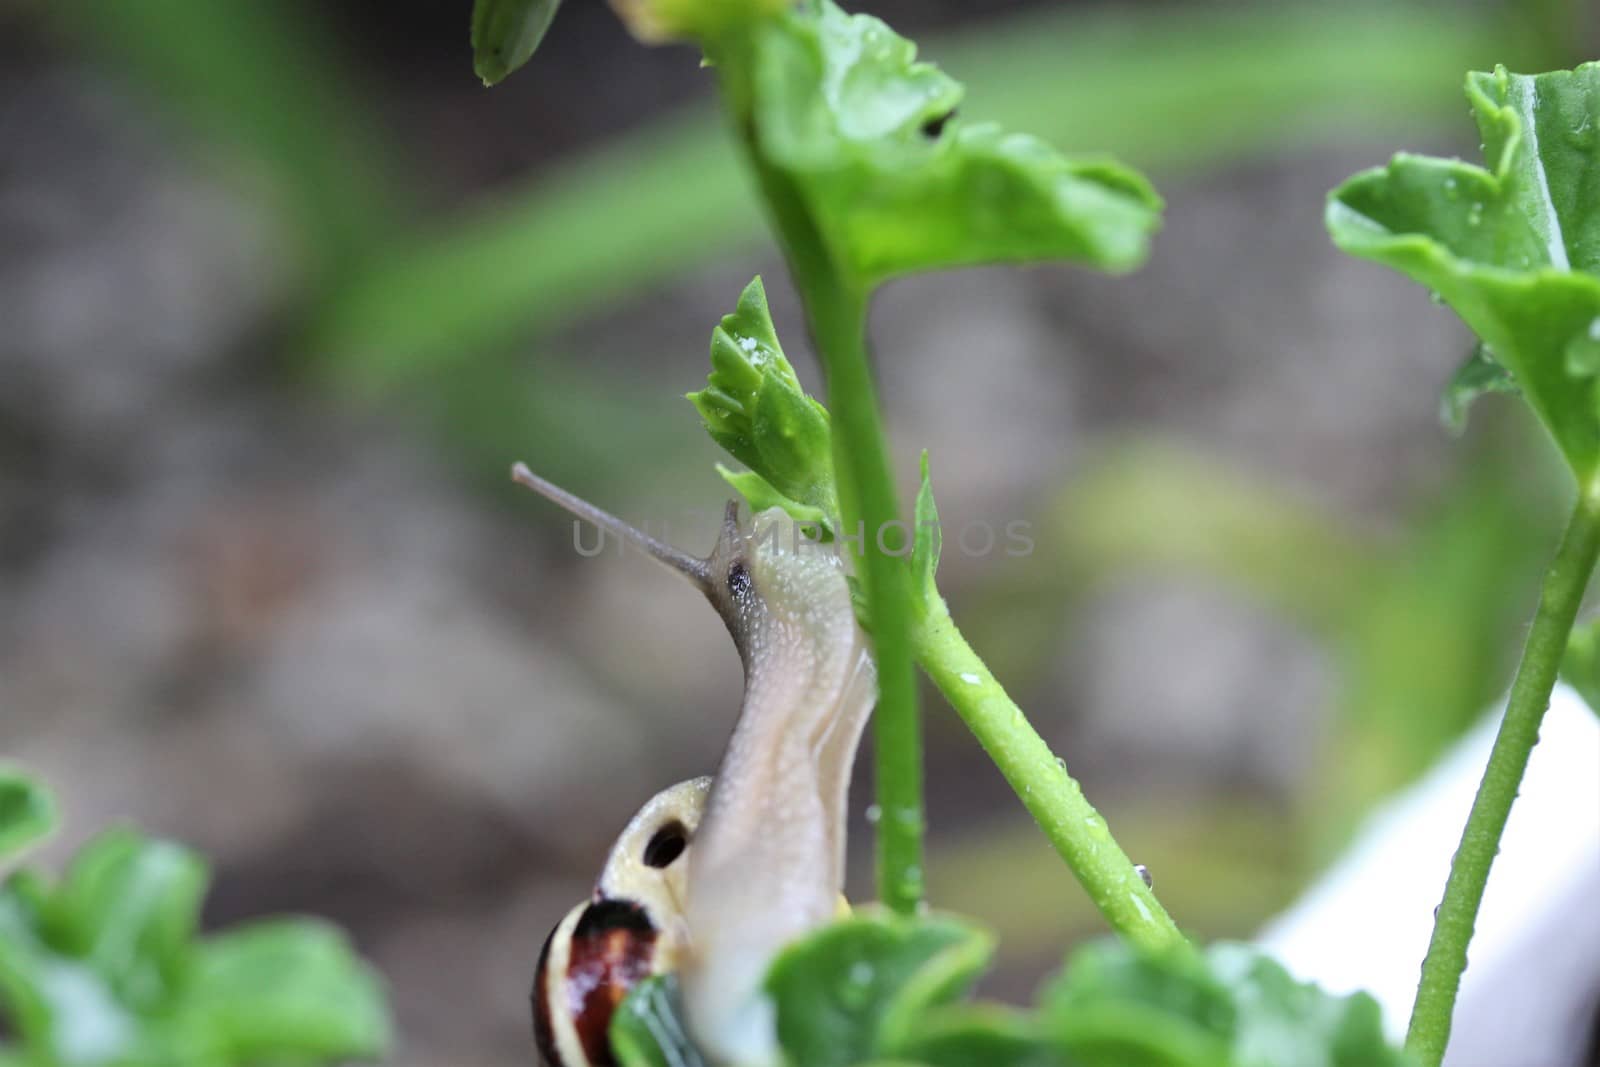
xmin=1134 ymin=863 xmax=1154 ymax=889
xmin=1055 ymin=757 xmax=1066 ymax=770
xmin=865 ymin=804 xmax=882 ymax=824
xmin=839 ymin=961 xmax=876 ymax=1007
xmin=1563 ymin=318 xmax=1600 ymax=375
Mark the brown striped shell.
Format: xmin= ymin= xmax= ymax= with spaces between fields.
xmin=532 ymin=778 xmax=711 ymax=1067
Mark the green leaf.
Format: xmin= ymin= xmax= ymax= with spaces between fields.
xmin=749 ymin=1 xmax=1161 ymax=287
xmin=188 ymin=919 xmax=391 ymax=1061
xmin=0 ymin=771 xmax=54 ymax=862
xmin=317 ymin=4 xmax=1499 ymax=384
xmin=472 ymin=0 xmax=563 ymax=85
xmin=764 ymin=910 xmax=995 ymax=1067
xmin=911 ymin=452 xmax=942 ymax=615
xmin=1439 ymin=343 xmax=1521 ymax=434
xmin=42 ymin=830 xmax=207 ymax=1009
xmin=0 ymin=886 xmax=147 ymax=1063
xmin=610 ymin=974 xmax=708 ymax=1067
xmin=1328 ymin=62 xmax=1600 ymax=485
xmin=1040 ymin=941 xmax=1408 ymax=1067
xmin=1041 ymin=940 xmax=1233 ymax=1067
xmin=716 ymin=466 xmax=832 ymax=531
xmin=689 ymin=277 xmax=840 ymax=529
xmin=1561 ymin=615 xmax=1600 ymax=715
xmin=0 ymin=827 xmax=390 ymax=1067
xmin=890 ymin=1005 xmax=1071 ymax=1067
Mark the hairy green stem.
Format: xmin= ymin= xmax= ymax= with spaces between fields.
xmin=712 ymin=41 xmax=926 ymax=915
xmin=914 ymin=594 xmax=1189 ymax=953
xmin=806 ymin=284 xmax=926 ymax=916
xmin=1405 ymin=494 xmax=1600 ymax=1066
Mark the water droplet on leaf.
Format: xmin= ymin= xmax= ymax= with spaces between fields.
xmin=1564 ymin=318 xmax=1600 ymax=376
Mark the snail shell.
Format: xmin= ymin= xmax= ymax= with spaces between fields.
xmin=533 ymin=778 xmax=711 ymax=1067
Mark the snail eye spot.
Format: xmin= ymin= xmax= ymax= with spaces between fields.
xmin=643 ymin=821 xmax=688 ymax=869
xmin=727 ymin=562 xmax=752 ymax=598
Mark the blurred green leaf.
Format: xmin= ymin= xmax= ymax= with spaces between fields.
xmin=765 ymin=910 xmax=994 ymax=1067
xmin=0 ymin=772 xmax=54 ymax=862
xmin=689 ymin=276 xmax=839 ymax=529
xmin=1041 ymin=941 xmax=1408 ymax=1067
xmin=1440 ymin=343 xmax=1522 ymax=434
xmin=42 ymin=831 xmax=205 ymax=1009
xmin=314 ymin=4 xmax=1501 ymax=383
xmin=472 ymin=0 xmax=563 ymax=85
xmin=618 ymin=918 xmax=1402 ymax=1067
xmin=1561 ymin=615 xmax=1600 ymax=715
xmin=1328 ymin=62 xmax=1600 ymax=484
xmin=750 ymin=1 xmax=1160 ymax=285
xmin=0 ymin=827 xmax=390 ymax=1067
xmin=187 ymin=919 xmax=391 ymax=1061
xmin=611 ymin=974 xmax=708 ymax=1067
xmin=889 ymin=1005 xmax=1069 ymax=1067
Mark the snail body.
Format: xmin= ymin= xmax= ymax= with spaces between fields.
xmin=514 ymin=465 xmax=876 ymax=1067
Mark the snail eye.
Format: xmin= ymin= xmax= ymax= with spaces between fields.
xmin=727 ymin=562 xmax=752 ymax=598
xmin=642 ymin=821 xmax=688 ymax=869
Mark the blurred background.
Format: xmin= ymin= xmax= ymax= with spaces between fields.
xmin=2 ymin=0 xmax=1598 ymax=1064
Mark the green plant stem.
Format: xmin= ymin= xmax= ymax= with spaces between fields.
xmin=805 ymin=284 xmax=926 ymax=916
xmin=914 ymin=594 xmax=1189 ymax=954
xmin=1405 ymin=493 xmax=1600 ymax=1067
xmin=714 ymin=41 xmax=925 ymax=915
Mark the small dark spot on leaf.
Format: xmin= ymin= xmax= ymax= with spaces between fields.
xmin=921 ymin=109 xmax=956 ymax=138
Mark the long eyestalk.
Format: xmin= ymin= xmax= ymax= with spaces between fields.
xmin=511 ymin=462 xmax=713 ymax=591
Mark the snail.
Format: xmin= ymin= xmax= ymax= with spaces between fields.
xmin=513 ymin=463 xmax=877 ymax=1067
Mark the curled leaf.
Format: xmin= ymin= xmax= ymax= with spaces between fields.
xmin=1328 ymin=62 xmax=1600 ymax=484
xmin=689 ymin=277 xmax=840 ymax=530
